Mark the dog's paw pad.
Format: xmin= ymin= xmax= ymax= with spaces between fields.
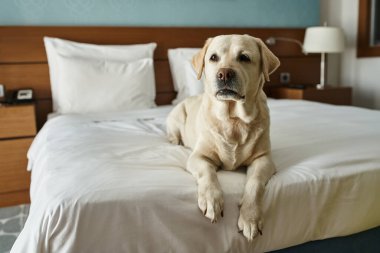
xmin=238 ymin=203 xmax=263 ymax=241
xmin=197 ymin=184 xmax=224 ymax=223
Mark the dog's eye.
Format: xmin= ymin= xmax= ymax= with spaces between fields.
xmin=238 ymin=54 xmax=251 ymax=63
xmin=210 ymin=54 xmax=219 ymax=62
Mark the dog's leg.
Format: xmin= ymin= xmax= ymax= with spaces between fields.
xmin=166 ymin=102 xmax=186 ymax=145
xmin=238 ymin=154 xmax=275 ymax=241
xmin=187 ymin=152 xmax=224 ymax=223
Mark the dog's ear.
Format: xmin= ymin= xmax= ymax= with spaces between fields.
xmin=255 ymin=38 xmax=280 ymax=82
xmin=192 ymin=38 xmax=213 ymax=80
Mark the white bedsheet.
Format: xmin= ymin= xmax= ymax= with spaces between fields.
xmin=11 ymin=99 xmax=380 ymax=253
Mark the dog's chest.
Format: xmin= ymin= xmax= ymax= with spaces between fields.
xmin=213 ymin=122 xmax=253 ymax=170
xmin=219 ymin=142 xmax=240 ymax=170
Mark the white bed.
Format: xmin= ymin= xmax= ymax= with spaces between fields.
xmin=11 ymin=99 xmax=380 ymax=253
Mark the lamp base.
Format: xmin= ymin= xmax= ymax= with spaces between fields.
xmin=317 ymin=52 xmax=326 ymax=90
xmin=316 ymin=83 xmax=325 ymax=89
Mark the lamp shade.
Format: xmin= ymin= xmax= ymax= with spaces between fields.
xmin=303 ymin=26 xmax=345 ymax=53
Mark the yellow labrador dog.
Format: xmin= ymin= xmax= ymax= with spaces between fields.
xmin=166 ymin=34 xmax=280 ymax=241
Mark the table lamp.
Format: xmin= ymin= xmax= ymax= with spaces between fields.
xmin=303 ymin=26 xmax=345 ymax=89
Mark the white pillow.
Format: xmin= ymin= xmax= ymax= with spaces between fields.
xmin=44 ymin=37 xmax=157 ymax=111
xmin=168 ymin=48 xmax=204 ymax=105
xmin=56 ymin=56 xmax=155 ymax=114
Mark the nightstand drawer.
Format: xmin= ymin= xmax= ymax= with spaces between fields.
xmin=0 ymin=104 xmax=37 ymax=139
xmin=269 ymin=87 xmax=352 ymax=105
xmin=0 ymin=138 xmax=32 ymax=193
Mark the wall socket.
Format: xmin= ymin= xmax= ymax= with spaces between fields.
xmin=280 ymin=72 xmax=291 ymax=84
xmin=0 ymin=84 xmax=4 ymax=98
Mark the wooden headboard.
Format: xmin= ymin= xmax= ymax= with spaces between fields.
xmin=0 ymin=26 xmax=320 ymax=129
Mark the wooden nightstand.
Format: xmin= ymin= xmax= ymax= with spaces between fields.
xmin=269 ymin=86 xmax=352 ymax=105
xmin=0 ymin=103 xmax=36 ymax=207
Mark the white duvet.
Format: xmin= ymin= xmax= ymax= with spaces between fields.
xmin=11 ymin=99 xmax=380 ymax=253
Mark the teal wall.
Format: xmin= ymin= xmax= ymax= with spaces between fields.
xmin=0 ymin=0 xmax=319 ymax=27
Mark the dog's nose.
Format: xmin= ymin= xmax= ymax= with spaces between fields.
xmin=217 ymin=68 xmax=235 ymax=82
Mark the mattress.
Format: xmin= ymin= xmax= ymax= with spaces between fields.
xmin=11 ymin=99 xmax=380 ymax=253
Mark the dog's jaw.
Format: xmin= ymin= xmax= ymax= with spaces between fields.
xmin=215 ymin=89 xmax=245 ymax=102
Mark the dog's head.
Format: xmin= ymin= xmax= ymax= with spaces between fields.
xmin=192 ymin=35 xmax=280 ymax=102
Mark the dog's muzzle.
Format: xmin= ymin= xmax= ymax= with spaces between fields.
xmin=215 ymin=68 xmax=245 ymax=101
xmin=216 ymin=89 xmax=245 ymax=101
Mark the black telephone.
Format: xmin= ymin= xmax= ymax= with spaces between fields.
xmin=4 ymin=89 xmax=34 ymax=104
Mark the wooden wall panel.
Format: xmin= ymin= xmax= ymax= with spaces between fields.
xmin=35 ymin=100 xmax=52 ymax=129
xmin=0 ymin=57 xmax=320 ymax=98
xmin=154 ymin=61 xmax=173 ymax=93
xmin=0 ymin=26 xmax=319 ymax=130
xmin=156 ymin=92 xmax=176 ymax=106
xmin=0 ymin=61 xmax=173 ymax=99
xmin=0 ymin=63 xmax=51 ymax=99
xmin=268 ymin=56 xmax=320 ymax=85
xmin=0 ymin=27 xmax=308 ymax=63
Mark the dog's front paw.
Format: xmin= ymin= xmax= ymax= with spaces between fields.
xmin=197 ymin=182 xmax=224 ymax=223
xmin=238 ymin=202 xmax=263 ymax=241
